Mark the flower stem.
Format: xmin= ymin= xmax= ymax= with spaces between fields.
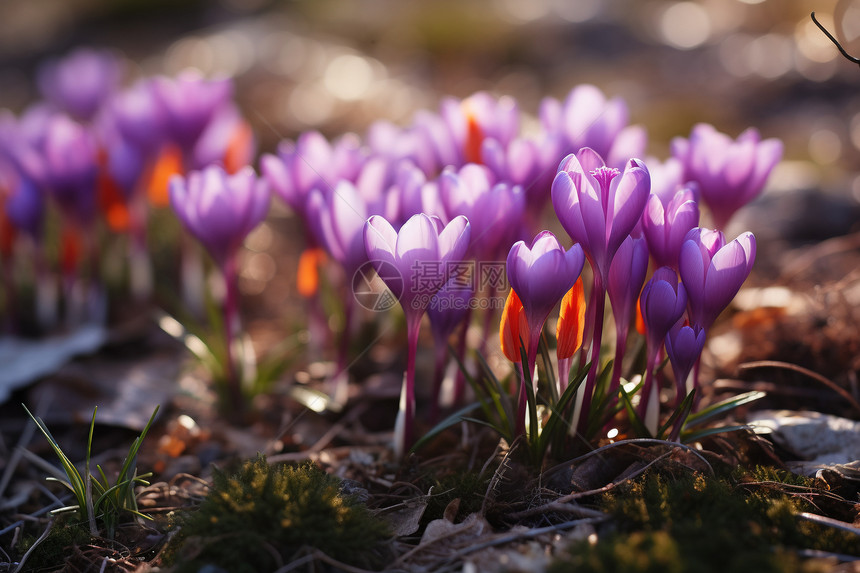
xmin=610 ymin=323 xmax=629 ymax=395
xmin=452 ymin=304 xmax=473 ymax=407
xmin=332 ymin=296 xmax=354 ymax=406
xmin=222 ymin=255 xmax=243 ymax=419
xmin=429 ymin=333 xmax=448 ymax=423
xmin=397 ymin=312 xmax=423 ymax=458
xmin=577 ymin=275 xmax=605 ymax=433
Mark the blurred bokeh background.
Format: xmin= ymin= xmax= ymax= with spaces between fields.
xmin=1 ymin=0 xmax=859 ymax=255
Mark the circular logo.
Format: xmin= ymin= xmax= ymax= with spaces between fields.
xmin=352 ymin=260 xmax=402 ymax=312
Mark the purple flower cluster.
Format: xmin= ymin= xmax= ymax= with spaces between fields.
xmin=1 ymin=45 xmax=784 ymax=451
xmin=0 ymin=47 xmax=261 ymax=331
xmin=256 ymin=82 xmax=780 ymax=451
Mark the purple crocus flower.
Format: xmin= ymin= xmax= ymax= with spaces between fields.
xmin=641 ymin=185 xmax=700 ymax=269
xmin=665 ymin=320 xmax=706 ymax=405
xmin=191 ymin=105 xmax=255 ymax=172
xmin=367 ymin=119 xmax=439 ymax=176
xmin=679 ymin=227 xmax=756 ymax=331
xmin=439 ymin=164 xmax=525 ymax=261
xmin=38 ymin=48 xmax=122 ymax=121
xmin=261 ymin=131 xmax=365 ymax=216
xmin=506 ymin=230 xmax=584 ymax=435
xmin=170 ymin=165 xmax=270 ymax=413
xmin=42 ymin=114 xmax=99 ymax=223
xmin=151 ymin=71 xmax=233 ymax=151
xmin=110 ymin=79 xmax=167 ymax=155
xmin=440 ymin=92 xmax=519 ymax=165
xmin=541 ymin=85 xmax=640 ymax=166
xmin=364 ymin=214 xmax=470 ymax=324
xmin=364 ymin=213 xmax=471 ymax=457
xmin=607 ymin=235 xmax=649 ymax=388
xmin=305 ymin=181 xmax=372 ymax=277
xmin=551 ymin=147 xmax=650 ymax=285
xmin=647 ymin=157 xmax=688 ymax=206
xmin=506 ymin=231 xmax=585 ymax=369
xmin=639 ymin=267 xmax=688 ymax=434
xmin=671 ymin=123 xmax=783 ymax=228
xmin=169 ymin=165 xmax=271 ymax=266
xmin=385 ymin=160 xmax=446 ymax=226
xmin=482 ymin=134 xmax=561 ymax=216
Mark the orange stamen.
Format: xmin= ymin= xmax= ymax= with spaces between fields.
xmin=297 ymin=247 xmax=326 ymax=297
xmin=556 ymin=278 xmax=586 ymax=360
xmin=500 ymin=288 xmax=529 ymax=363
xmin=223 ymin=121 xmax=254 ymax=174
xmin=147 ymin=144 xmax=183 ymax=208
xmin=463 ymin=103 xmax=484 ymax=165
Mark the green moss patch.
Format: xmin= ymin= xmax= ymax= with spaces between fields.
xmin=164 ymin=456 xmax=391 ymax=572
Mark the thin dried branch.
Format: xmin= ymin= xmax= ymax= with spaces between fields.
xmin=739 ymin=360 xmax=860 ymax=415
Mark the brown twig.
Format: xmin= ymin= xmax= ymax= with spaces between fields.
xmin=738 ymin=360 xmax=860 ymax=415
xmin=811 ymin=12 xmax=860 ymax=66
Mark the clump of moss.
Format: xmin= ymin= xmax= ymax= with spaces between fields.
xmin=164 ymin=456 xmax=391 ymax=572
xmin=550 ymin=468 xmax=858 ymax=573
xmin=15 ymin=515 xmax=93 ymax=572
xmin=421 ymin=470 xmax=489 ymax=524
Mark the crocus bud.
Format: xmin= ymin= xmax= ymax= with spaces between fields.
xmin=506 ymin=230 xmax=585 ymax=351
xmin=642 ymin=185 xmax=699 ymax=269
xmin=665 ymin=320 xmax=706 ymax=401
xmin=639 ymin=267 xmax=688 ymax=359
xmin=607 ymin=235 xmax=649 ymax=336
xmin=679 ymin=227 xmax=756 ymax=330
